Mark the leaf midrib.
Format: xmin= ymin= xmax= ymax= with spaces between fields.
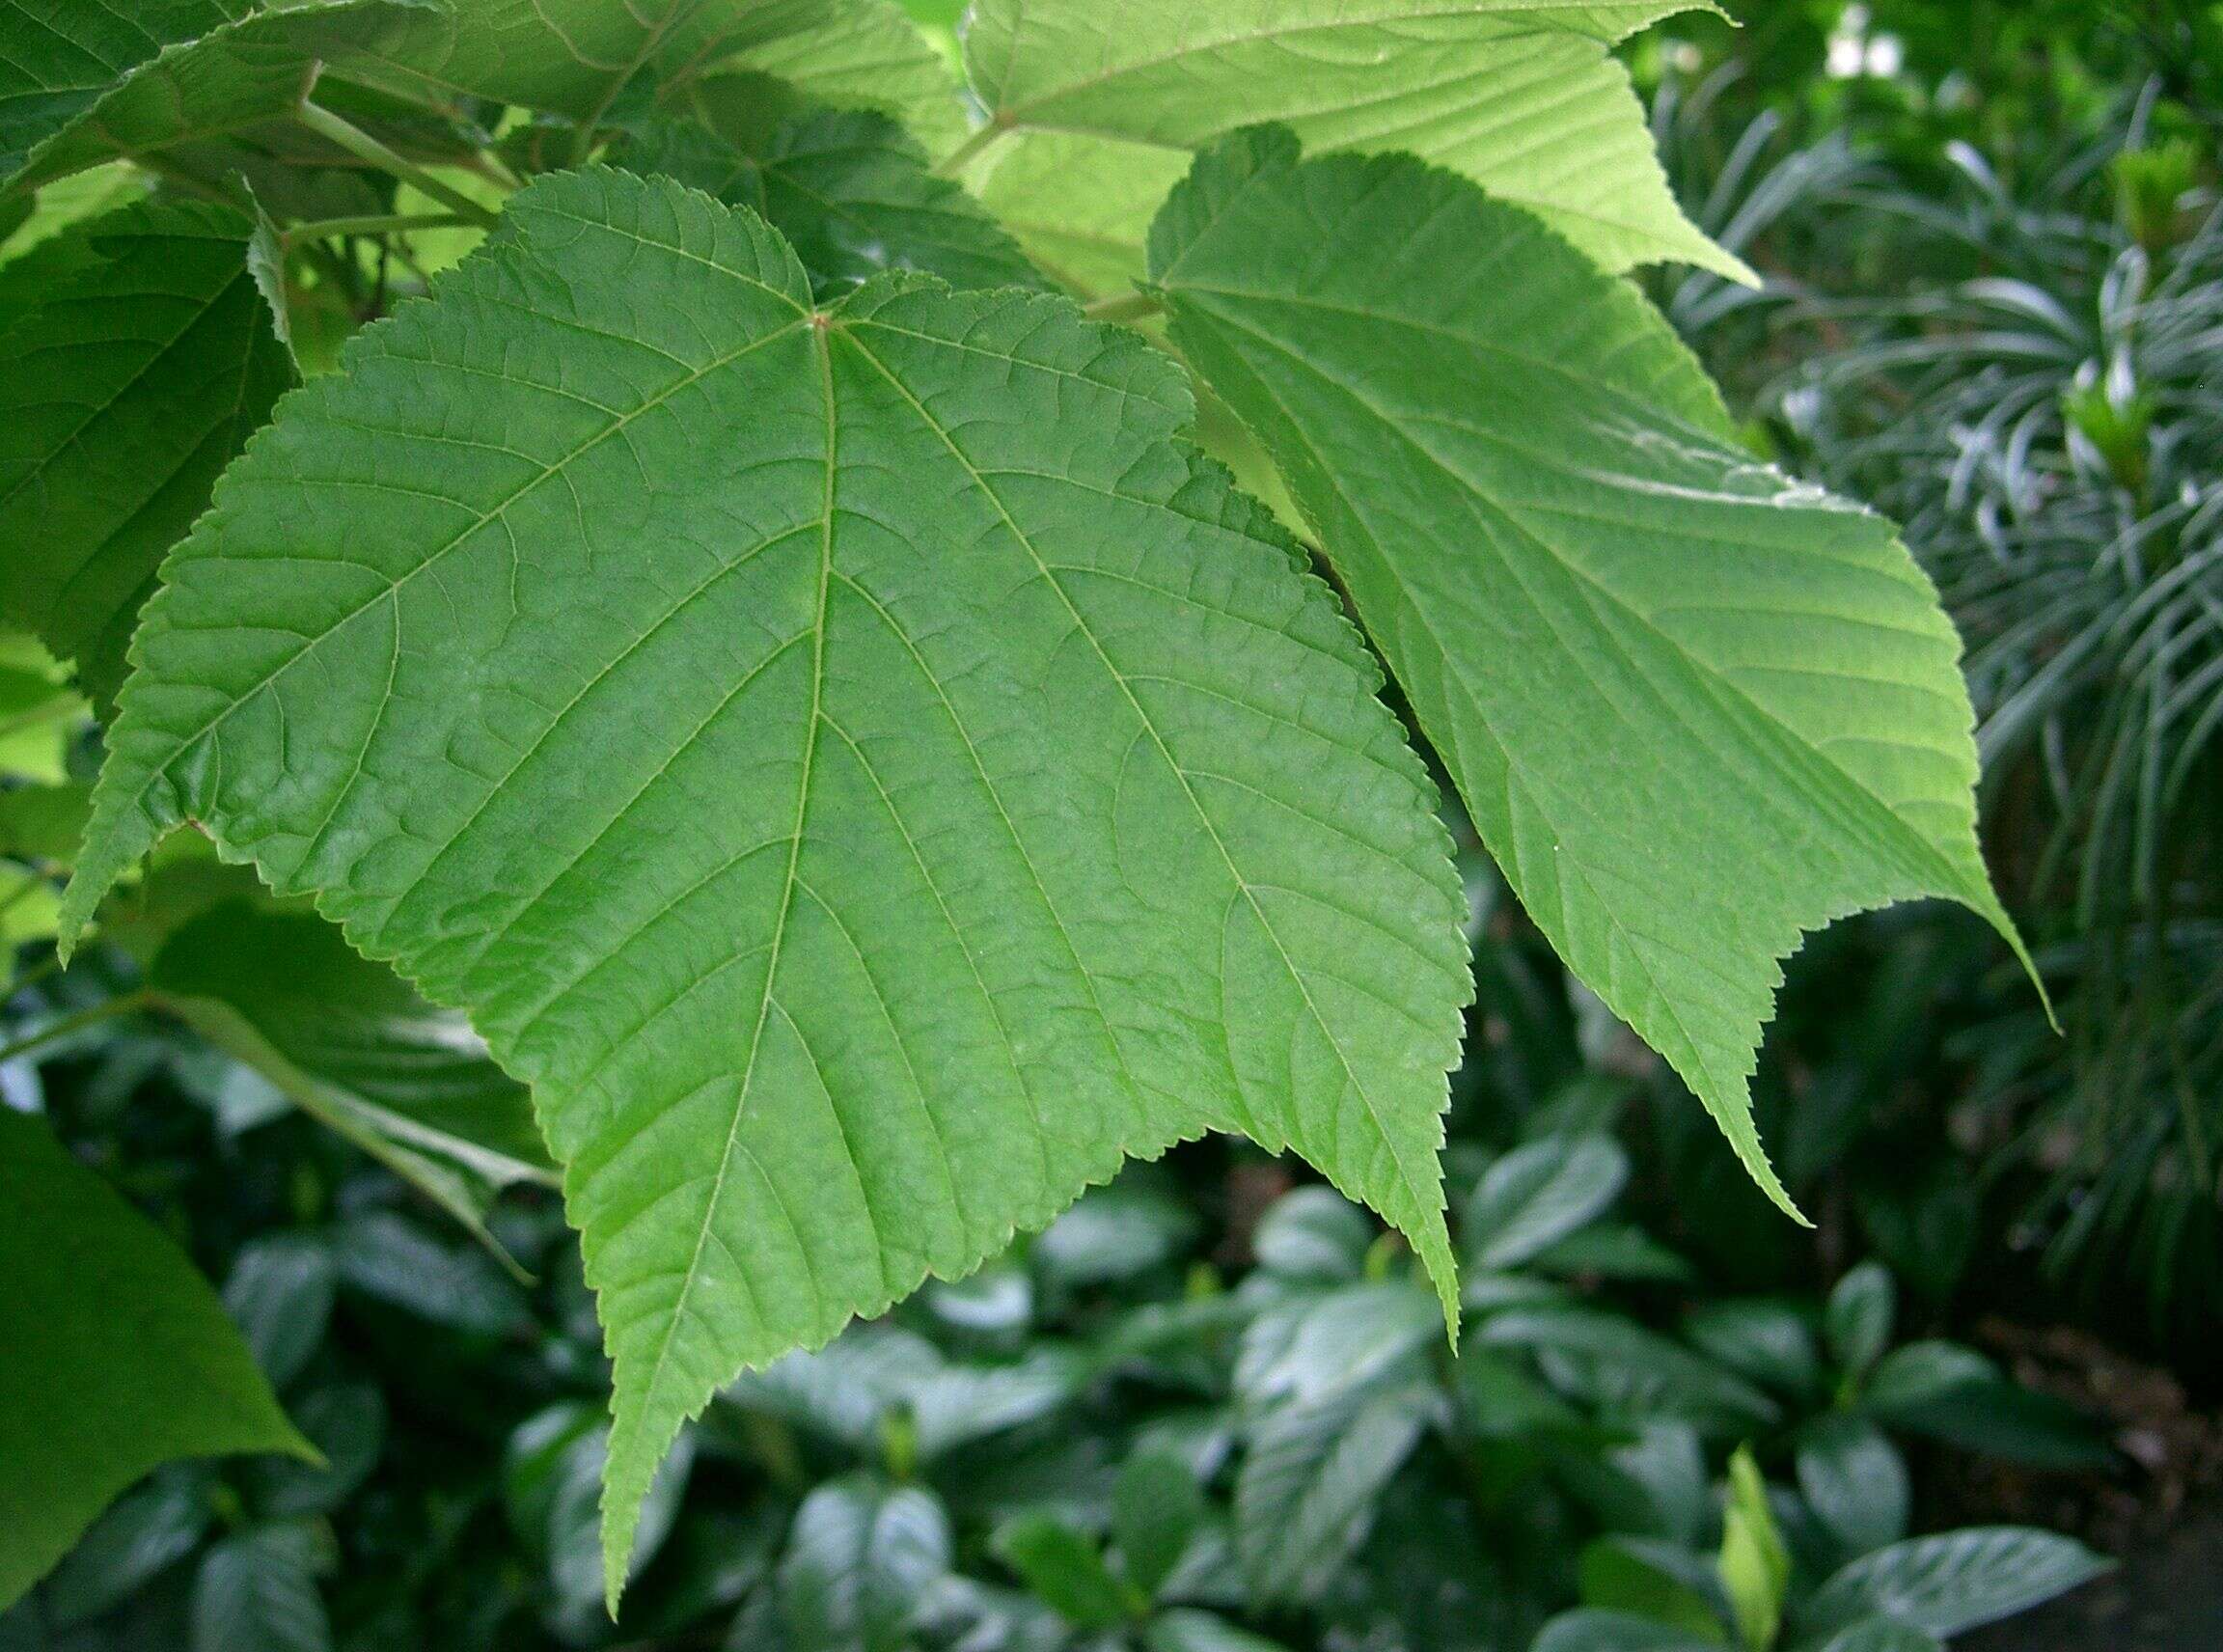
xmin=626 ymin=314 xmax=841 ymax=1452
xmin=837 ymin=312 xmax=1446 ymax=1242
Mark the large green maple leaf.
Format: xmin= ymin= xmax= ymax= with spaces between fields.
xmin=62 ymin=166 xmax=1469 ymax=1604
xmin=1150 ymin=129 xmax=2032 ymax=1211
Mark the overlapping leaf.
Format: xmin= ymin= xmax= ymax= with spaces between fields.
xmin=334 ymin=0 xmax=963 ymax=148
xmin=621 ymin=107 xmax=1043 ymax=294
xmin=62 ymin=166 xmax=1469 ymax=1605
xmin=0 ymin=1 xmax=961 ymax=196
xmin=0 ymin=0 xmax=245 ymax=182
xmin=0 ymin=0 xmax=442 ymax=195
xmin=0 ymin=1109 xmax=310 ymax=1610
xmin=1152 ymin=130 xmax=2028 ymax=1209
xmin=958 ymin=0 xmax=1747 ymax=294
xmin=0 ymin=199 xmax=293 ymax=710
xmin=147 ymin=898 xmax=557 ymax=1250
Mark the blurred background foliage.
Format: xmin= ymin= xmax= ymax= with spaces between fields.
xmin=1 ymin=2 xmax=2217 ymax=1649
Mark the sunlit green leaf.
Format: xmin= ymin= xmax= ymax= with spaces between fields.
xmin=959 ymin=0 xmax=1746 ymax=289
xmin=1153 ymin=128 xmax=2030 ymax=1212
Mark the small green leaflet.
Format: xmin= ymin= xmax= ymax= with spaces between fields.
xmin=959 ymin=0 xmax=1747 ymax=290
xmin=1152 ymin=129 xmax=2031 ymax=1213
xmin=0 ymin=198 xmax=293 ymax=711
xmin=62 ymin=167 xmax=1469 ymax=1608
xmin=0 ymin=1108 xmax=312 ymax=1611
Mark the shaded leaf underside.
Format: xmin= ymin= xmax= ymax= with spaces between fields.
xmin=64 ymin=167 xmax=1468 ymax=1606
xmin=0 ymin=197 xmax=292 ymax=710
xmin=1 ymin=0 xmax=962 ymax=196
xmin=961 ymin=0 xmax=1747 ymax=292
xmin=621 ymin=106 xmax=1045 ymax=295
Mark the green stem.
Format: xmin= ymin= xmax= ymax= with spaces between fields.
xmin=0 ymin=990 xmax=151 ymax=1067
xmin=287 ymin=211 xmax=472 ymax=243
xmin=934 ymin=117 xmax=1014 ymax=179
xmin=297 ymin=101 xmax=501 ymax=229
xmin=1083 ymin=290 xmax=1165 ymax=325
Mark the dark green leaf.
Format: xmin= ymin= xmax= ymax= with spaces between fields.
xmin=1796 ymin=1416 xmax=1909 ymax=1557
xmin=1474 ymin=1308 xmax=1779 ymax=1432
xmin=247 ymin=1384 xmax=385 ymax=1520
xmin=0 ymin=1 xmax=441 ymax=196
xmin=1810 ymin=1618 xmax=1945 ymax=1652
xmin=1801 ymin=1528 xmax=2111 ymax=1639
xmin=1249 ymin=1185 xmax=1374 ymax=1283
xmin=0 ymin=200 xmax=292 ymax=709
xmin=333 ymin=1209 xmax=529 ymax=1336
xmin=1464 ymin=1133 xmax=1629 ymax=1271
xmin=1235 ymin=1381 xmax=1433 ymax=1604
xmin=992 ymin=1514 xmax=1132 ymax=1630
xmin=221 ymin=1234 xmax=337 ymax=1390
xmin=1578 ymin=1538 xmax=1729 ymax=1643
xmin=1234 ymin=1281 xmax=1441 ymax=1408
xmin=0 ymin=1109 xmax=309 ymax=1611
xmin=150 ymin=899 xmax=555 ymax=1252
xmin=1532 ymin=1222 xmax=1695 ymax=1284
xmin=1146 ymin=1609 xmax=1297 ymax=1652
xmin=40 ymin=1469 xmax=209 ymax=1629
xmin=189 ymin=1524 xmax=330 ymax=1652
xmin=623 ymin=107 xmax=1044 ymax=296
xmin=1534 ymin=1610 xmax=1728 ymax=1652
xmin=1825 ymin=1263 xmax=1896 ymax=1381
xmin=1113 ymin=1450 xmax=1204 ymax=1601
xmin=1683 ymin=1300 xmax=1821 ymax=1396
xmin=1034 ymin=1184 xmax=1200 ymax=1290
xmin=778 ymin=1474 xmax=951 ymax=1652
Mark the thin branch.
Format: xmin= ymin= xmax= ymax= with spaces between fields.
xmin=286 ymin=211 xmax=472 ymax=244
xmin=0 ymin=991 xmax=151 ymax=1067
xmin=297 ymin=101 xmax=501 ymax=229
